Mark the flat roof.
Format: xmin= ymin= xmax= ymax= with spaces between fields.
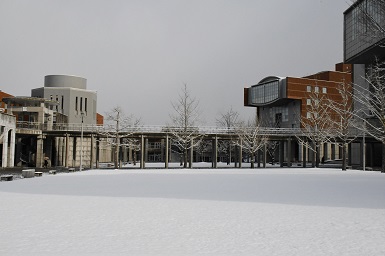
xmin=2 ymin=97 xmax=59 ymax=106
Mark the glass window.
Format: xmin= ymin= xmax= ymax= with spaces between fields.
xmin=315 ymin=86 xmax=319 ymax=93
xmin=322 ymin=87 xmax=327 ymax=94
xmin=250 ymin=80 xmax=279 ymax=104
xmin=306 ymin=99 xmax=311 ymax=105
xmin=307 ymin=86 xmax=311 ymax=92
xmin=306 ymin=112 xmax=311 ymax=119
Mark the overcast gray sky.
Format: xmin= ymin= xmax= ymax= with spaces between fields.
xmin=0 ymin=0 xmax=351 ymax=125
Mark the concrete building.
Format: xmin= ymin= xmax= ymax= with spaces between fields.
xmin=3 ymin=97 xmax=58 ymax=128
xmin=0 ymin=112 xmax=16 ymax=167
xmin=31 ymin=75 xmax=97 ymax=125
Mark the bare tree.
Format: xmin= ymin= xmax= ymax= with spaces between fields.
xmin=296 ymin=86 xmax=333 ymax=167
xmin=235 ymin=114 xmax=268 ymax=168
xmin=216 ymin=107 xmax=240 ymax=165
xmin=195 ymin=140 xmax=211 ymax=162
xmin=168 ymin=84 xmax=204 ymax=168
xmin=101 ymin=106 xmax=141 ymax=168
xmin=352 ymin=61 xmax=385 ymax=172
xmin=327 ymin=79 xmax=359 ymax=171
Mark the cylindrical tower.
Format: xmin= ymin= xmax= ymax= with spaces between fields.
xmin=44 ymin=75 xmax=87 ymax=90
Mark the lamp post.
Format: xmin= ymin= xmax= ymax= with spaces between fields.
xmin=80 ymin=112 xmax=84 ymax=171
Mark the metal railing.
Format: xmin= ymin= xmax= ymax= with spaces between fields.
xmin=15 ymin=121 xmax=305 ymax=136
xmin=16 ymin=121 xmax=365 ymax=138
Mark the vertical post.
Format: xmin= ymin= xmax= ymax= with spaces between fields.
xmin=36 ymin=135 xmax=44 ymax=168
xmin=140 ymin=135 xmax=144 ymax=169
xmin=90 ymin=134 xmax=94 ymax=169
xmin=263 ymin=143 xmax=267 ymax=168
xmin=302 ymin=143 xmax=307 ymax=168
xmin=65 ymin=133 xmax=69 ymax=168
xmin=257 ymin=148 xmax=261 ymax=168
xmin=80 ymin=112 xmax=84 ymax=171
xmin=239 ymin=139 xmax=242 ymax=168
xmin=287 ymin=138 xmax=292 ymax=167
xmin=212 ymin=137 xmax=218 ymax=168
xmin=2 ymin=129 xmax=8 ymax=167
xmin=96 ymin=136 xmax=100 ymax=169
xmin=348 ymin=143 xmax=352 ymax=167
xmin=189 ymin=139 xmax=193 ymax=168
xmin=165 ymin=134 xmax=169 ymax=169
xmin=8 ymin=129 xmax=15 ymax=167
xmin=323 ymin=143 xmax=328 ymax=163
xmin=362 ymin=128 xmax=366 ymax=171
xmin=279 ymin=140 xmax=284 ymax=167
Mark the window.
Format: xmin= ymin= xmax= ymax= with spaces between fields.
xmin=250 ymin=80 xmax=279 ymax=104
xmin=307 ymin=85 xmax=311 ymax=92
xmin=80 ymin=97 xmax=83 ymax=111
xmin=75 ymin=97 xmax=78 ymax=111
xmin=306 ymin=99 xmax=311 ymax=105
xmin=306 ymin=112 xmax=311 ymax=119
xmin=85 ymin=98 xmax=88 ymax=112
xmin=61 ymin=96 xmax=64 ymax=110
xmin=322 ymin=87 xmax=327 ymax=94
xmin=315 ymin=86 xmax=319 ymax=93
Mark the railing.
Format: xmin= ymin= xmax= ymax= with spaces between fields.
xmin=15 ymin=121 xmax=306 ymax=136
xmin=15 ymin=121 xmax=364 ymax=138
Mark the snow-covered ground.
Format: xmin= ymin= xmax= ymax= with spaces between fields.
xmin=1 ymin=167 xmax=384 ymax=255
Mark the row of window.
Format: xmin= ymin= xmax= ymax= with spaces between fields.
xmin=50 ymin=95 xmax=64 ymax=111
xmin=306 ymin=85 xmax=327 ymax=94
xmin=269 ymin=106 xmax=289 ymax=122
xmin=50 ymin=95 xmax=89 ymax=114
xmin=75 ymin=97 xmax=88 ymax=112
xmin=344 ymin=0 xmax=385 ymax=60
xmin=148 ymin=142 xmax=162 ymax=149
xmin=250 ymin=80 xmax=279 ymax=104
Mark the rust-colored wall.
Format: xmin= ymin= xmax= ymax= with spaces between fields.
xmin=244 ymin=88 xmax=250 ymax=106
xmin=96 ymin=113 xmax=104 ymax=125
xmin=287 ymin=70 xmax=352 ymax=126
xmin=0 ymin=90 xmax=14 ymax=112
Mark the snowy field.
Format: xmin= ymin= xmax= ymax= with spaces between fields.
xmin=1 ymin=167 xmax=385 ymax=256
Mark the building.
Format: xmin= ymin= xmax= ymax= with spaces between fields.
xmin=3 ymin=97 xmax=59 ymax=128
xmin=244 ymin=63 xmax=352 ymax=128
xmin=344 ymin=0 xmax=385 ymax=168
xmin=344 ymin=0 xmax=385 ymax=64
xmin=31 ymin=75 xmax=98 ymax=125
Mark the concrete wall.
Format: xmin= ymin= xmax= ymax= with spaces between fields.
xmin=32 ymin=83 xmax=97 ymax=125
xmin=0 ymin=113 xmax=16 ymax=167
